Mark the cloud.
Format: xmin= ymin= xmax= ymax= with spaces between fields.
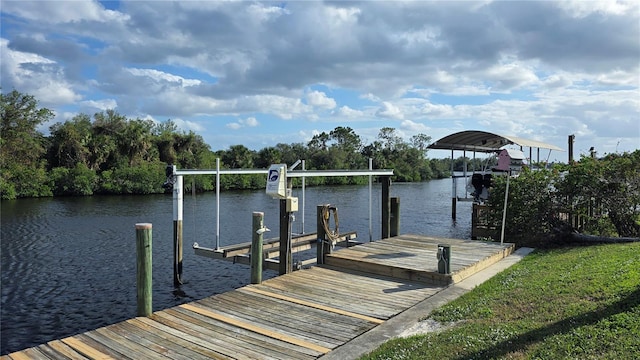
xmin=79 ymin=99 xmax=118 ymax=112
xmin=400 ymin=120 xmax=430 ymax=132
xmin=0 ymin=38 xmax=81 ymax=105
xmin=376 ymin=102 xmax=404 ymax=119
xmin=1 ymin=0 xmax=129 ymax=24
xmin=226 ymin=117 xmax=260 ymax=130
xmin=125 ymin=68 xmax=202 ymax=87
xmin=172 ymin=118 xmax=206 ymax=133
xmin=335 ymin=105 xmax=364 ymax=118
xmin=306 ymin=90 xmax=337 ymax=110
xmin=1 ymin=1 xmax=638 ymax=154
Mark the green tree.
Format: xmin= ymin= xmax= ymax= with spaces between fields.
xmin=0 ymin=90 xmax=54 ymax=199
xmin=485 ymin=151 xmax=640 ymax=246
xmin=89 ymin=109 xmax=128 ymax=170
xmin=48 ymin=114 xmax=92 ymax=169
xmin=378 ymin=127 xmax=403 ymax=152
xmin=555 ymin=152 xmax=640 ymax=237
xmin=410 ymin=133 xmax=432 ymax=156
xmin=153 ymin=119 xmax=178 ymax=164
xmin=255 ymin=146 xmax=282 ymax=168
xmin=121 ymin=118 xmax=156 ymax=166
xmin=222 ymin=144 xmax=255 ymax=168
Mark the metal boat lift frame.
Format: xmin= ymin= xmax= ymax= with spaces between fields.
xmin=166 ymin=159 xmax=393 ymax=283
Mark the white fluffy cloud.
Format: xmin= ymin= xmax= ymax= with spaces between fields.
xmin=1 ymin=1 xmax=638 ymax=154
xmin=306 ymin=90 xmax=337 ymax=110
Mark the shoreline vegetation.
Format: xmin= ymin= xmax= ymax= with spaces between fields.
xmin=1 ymin=89 xmax=460 ymax=200
xmin=2 ymin=89 xmax=638 ymax=243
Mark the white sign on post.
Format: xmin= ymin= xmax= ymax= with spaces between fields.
xmin=266 ymin=164 xmax=287 ymax=199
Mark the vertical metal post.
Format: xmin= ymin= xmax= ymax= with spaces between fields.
xmin=381 ymin=175 xmax=391 ymax=239
xmin=368 ymin=158 xmax=373 ymax=242
xmin=301 ymin=160 xmax=306 ymax=234
xmin=451 ymin=149 xmax=456 ymax=220
xmin=500 ymin=174 xmax=510 ymax=245
xmin=173 ymin=176 xmax=183 ymax=286
xmin=136 ymin=223 xmax=152 ymax=317
xmin=215 ymin=158 xmax=220 ymax=250
xmin=390 ymin=197 xmax=400 ymax=237
xmin=251 ymin=212 xmax=264 ymax=284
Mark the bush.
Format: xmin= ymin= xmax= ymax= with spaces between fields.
xmin=1 ymin=164 xmax=53 ymax=199
xmin=51 ymin=163 xmax=97 ymax=196
xmin=98 ymin=162 xmax=165 ymax=194
xmin=485 ymin=151 xmax=640 ymax=247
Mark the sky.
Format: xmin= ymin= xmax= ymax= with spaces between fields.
xmin=1 ymin=0 xmax=639 ymax=162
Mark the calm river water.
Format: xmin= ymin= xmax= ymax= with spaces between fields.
xmin=1 ymin=178 xmax=472 ymax=354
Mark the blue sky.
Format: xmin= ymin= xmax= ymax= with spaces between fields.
xmin=1 ymin=0 xmax=638 ymax=161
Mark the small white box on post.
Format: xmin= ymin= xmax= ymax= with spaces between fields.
xmin=286 ymin=196 xmax=298 ymax=212
xmin=266 ymin=164 xmax=287 ymax=199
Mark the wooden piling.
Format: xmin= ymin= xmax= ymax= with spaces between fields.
xmin=135 ymin=223 xmax=152 ymax=317
xmin=317 ymin=205 xmax=328 ymax=264
xmin=381 ymin=176 xmax=391 ymax=239
xmin=251 ymin=212 xmax=264 ymax=284
xmin=390 ymin=197 xmax=400 ymax=237
xmin=279 ymin=199 xmax=292 ymax=275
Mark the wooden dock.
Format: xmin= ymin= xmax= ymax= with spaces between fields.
xmin=3 ymin=235 xmax=514 ymax=360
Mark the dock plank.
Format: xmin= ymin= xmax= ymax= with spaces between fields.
xmin=61 ymin=335 xmax=119 ymax=360
xmin=180 ymin=302 xmax=332 ymax=354
xmin=271 ymin=268 xmax=432 ymax=308
xmin=252 ymin=276 xmax=402 ymax=318
xmin=241 ymin=286 xmax=384 ymax=324
xmin=207 ymin=290 xmax=373 ymax=335
xmin=127 ymin=318 xmax=232 ymax=360
xmin=168 ymin=306 xmax=319 ymax=359
xmin=45 ymin=340 xmax=90 ymax=360
xmin=6 ymin=234 xmax=516 ymax=360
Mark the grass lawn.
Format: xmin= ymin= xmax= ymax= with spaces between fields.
xmin=360 ymin=242 xmax=640 ymax=360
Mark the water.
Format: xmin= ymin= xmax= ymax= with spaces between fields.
xmin=0 ymin=178 xmax=471 ymax=354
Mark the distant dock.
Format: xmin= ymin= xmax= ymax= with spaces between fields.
xmin=3 ymin=235 xmax=514 ymax=360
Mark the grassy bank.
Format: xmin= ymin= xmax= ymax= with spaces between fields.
xmin=361 ymin=242 xmax=640 ymax=359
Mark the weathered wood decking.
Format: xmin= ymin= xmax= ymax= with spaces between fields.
xmin=325 ymin=234 xmax=515 ymax=285
xmin=3 ymin=235 xmax=514 ymax=360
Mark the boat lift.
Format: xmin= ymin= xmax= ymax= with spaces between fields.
xmin=164 ymin=159 xmax=394 ymax=283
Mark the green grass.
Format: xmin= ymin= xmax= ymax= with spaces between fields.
xmin=360 ymin=242 xmax=640 ymax=360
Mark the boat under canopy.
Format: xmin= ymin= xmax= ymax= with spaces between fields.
xmin=427 ymin=130 xmax=563 ymax=153
xmin=427 ymin=130 xmax=565 ymax=231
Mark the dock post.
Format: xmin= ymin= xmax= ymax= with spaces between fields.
xmin=279 ymin=178 xmax=293 ymax=275
xmin=390 ymin=197 xmax=400 ymax=237
xmin=136 ymin=223 xmax=152 ymax=317
xmin=316 ymin=205 xmax=328 ymax=264
xmin=173 ymin=175 xmax=184 ymax=286
xmin=381 ymin=175 xmax=391 ymax=239
xmin=251 ymin=212 xmax=264 ymax=284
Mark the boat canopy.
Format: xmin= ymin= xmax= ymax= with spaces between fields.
xmin=427 ymin=130 xmax=564 ymax=153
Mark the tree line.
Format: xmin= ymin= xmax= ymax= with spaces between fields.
xmin=1 ymin=89 xmax=455 ymax=199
